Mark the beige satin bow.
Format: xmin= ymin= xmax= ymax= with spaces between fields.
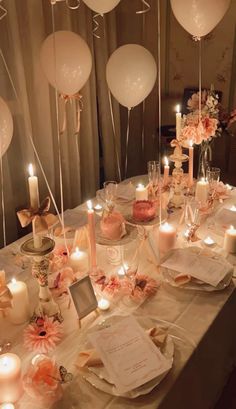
xmin=59 ymin=92 xmax=83 ymax=135
xmin=0 ymin=285 xmax=12 ymax=314
xmin=17 ymin=197 xmax=58 ymax=233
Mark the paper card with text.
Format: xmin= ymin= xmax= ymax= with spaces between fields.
xmin=87 ymin=316 xmax=172 ymax=394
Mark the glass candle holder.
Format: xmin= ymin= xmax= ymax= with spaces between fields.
xmin=103 ymin=181 xmax=118 ymax=211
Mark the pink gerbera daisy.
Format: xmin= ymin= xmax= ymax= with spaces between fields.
xmin=24 ymin=317 xmax=63 ymax=354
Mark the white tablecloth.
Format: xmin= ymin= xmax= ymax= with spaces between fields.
xmin=1 ymin=183 xmax=236 ymax=409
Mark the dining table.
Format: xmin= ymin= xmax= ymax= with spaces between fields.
xmin=1 ymin=176 xmax=236 ymax=409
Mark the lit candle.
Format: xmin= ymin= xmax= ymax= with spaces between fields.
xmin=230 ymin=205 xmax=236 ymax=212
xmin=195 ymin=178 xmax=209 ymax=205
xmin=159 ymin=222 xmax=177 ymax=252
xmin=223 ymin=225 xmax=236 ymax=254
xmin=135 ymin=184 xmax=148 ymax=201
xmin=203 ymin=236 xmax=215 ymax=247
xmin=163 ymin=157 xmax=169 ymax=187
xmin=226 ymin=184 xmax=232 ymax=191
xmin=175 ymin=104 xmax=182 ymax=140
xmin=0 ymin=353 xmax=22 ymax=403
xmin=117 ymin=264 xmax=128 ymax=277
xmin=7 ymin=278 xmax=30 ymax=324
xmin=28 ymin=164 xmax=42 ymax=249
xmin=87 ymin=200 xmax=97 ymax=269
xmin=94 ymin=204 xmax=103 ymax=212
xmin=98 ymin=298 xmax=110 ymax=311
xmin=188 ymin=140 xmax=194 ymax=187
xmin=69 ymin=247 xmax=88 ymax=272
xmin=28 ymin=164 xmax=39 ymax=209
xmin=0 ymin=404 xmax=15 ymax=409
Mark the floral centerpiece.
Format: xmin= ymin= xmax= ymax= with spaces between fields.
xmin=171 ymin=87 xmax=236 ymax=178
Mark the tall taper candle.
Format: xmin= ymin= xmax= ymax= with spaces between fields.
xmin=188 ymin=140 xmax=194 ymax=187
xmin=176 ymin=104 xmax=182 ymax=140
xmin=87 ymin=200 xmax=97 ymax=269
xmin=163 ymin=157 xmax=169 ymax=187
xmin=28 ymin=164 xmax=42 ymax=248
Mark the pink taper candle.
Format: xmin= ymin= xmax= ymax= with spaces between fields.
xmin=163 ymin=156 xmax=169 ymax=187
xmin=87 ymin=200 xmax=97 ymax=269
xmin=188 ymin=140 xmax=194 ymax=187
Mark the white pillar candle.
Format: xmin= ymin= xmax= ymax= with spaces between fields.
xmin=163 ymin=157 xmax=169 ymax=187
xmin=98 ymin=298 xmax=110 ymax=311
xmin=135 ymin=184 xmax=148 ymax=201
xmin=0 ymin=353 xmax=22 ymax=403
xmin=175 ymin=104 xmax=182 ymax=140
xmin=159 ymin=222 xmax=177 ymax=253
xmin=7 ymin=279 xmax=30 ymax=324
xmin=87 ymin=200 xmax=97 ymax=269
xmin=28 ymin=164 xmax=39 ymax=209
xmin=188 ymin=140 xmax=194 ymax=187
xmin=69 ymin=247 xmax=88 ymax=272
xmin=223 ymin=225 xmax=236 ymax=254
xmin=195 ymin=178 xmax=209 ymax=205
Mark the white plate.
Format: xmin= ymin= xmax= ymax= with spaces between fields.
xmin=78 ymin=315 xmax=174 ymax=398
xmin=161 ymin=247 xmax=233 ymax=292
xmin=95 ymin=222 xmax=138 ymax=246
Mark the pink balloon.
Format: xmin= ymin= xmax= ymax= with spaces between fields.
xmin=171 ymin=0 xmax=231 ymax=38
xmin=0 ymin=97 xmax=13 ymax=158
xmin=40 ymin=31 xmax=92 ymax=95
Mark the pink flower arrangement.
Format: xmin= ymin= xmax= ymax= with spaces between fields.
xmin=103 ymin=275 xmax=121 ymax=297
xmin=23 ymin=355 xmax=63 ymax=405
xmin=24 ymin=317 xmax=63 ymax=354
xmin=51 ymin=267 xmax=77 ymax=298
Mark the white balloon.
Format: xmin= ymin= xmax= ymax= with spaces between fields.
xmin=106 ymin=44 xmax=157 ymax=109
xmin=40 ymin=31 xmax=92 ymax=95
xmin=170 ymin=0 xmax=231 ymax=38
xmin=0 ymin=97 xmax=13 ymax=158
xmin=83 ymin=0 xmax=120 ymax=14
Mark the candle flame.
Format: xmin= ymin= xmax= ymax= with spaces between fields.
xmin=2 ymin=356 xmax=10 ymax=366
xmin=176 ymin=104 xmax=180 ymax=113
xmin=163 ymin=156 xmax=169 ymax=166
xmin=28 ymin=163 xmax=34 ymax=177
xmin=189 ymin=140 xmax=193 ymax=147
xmin=87 ymin=200 xmax=93 ymax=210
xmin=75 ymin=246 xmax=80 ymax=254
xmin=137 ymin=183 xmax=144 ymax=189
xmin=230 ymin=225 xmax=235 ymax=230
xmin=230 ymin=205 xmax=236 ymax=212
xmin=11 ymin=278 xmax=16 ymax=284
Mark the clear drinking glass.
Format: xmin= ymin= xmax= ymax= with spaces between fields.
xmin=147 ymin=161 xmax=160 ymax=186
xmin=103 ymin=181 xmax=118 ymax=211
xmin=119 ymin=239 xmax=140 ymax=277
xmin=206 ymin=167 xmax=221 ymax=183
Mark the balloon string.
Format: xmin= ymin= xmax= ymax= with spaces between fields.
xmin=108 ymin=91 xmax=122 ymax=182
xmin=51 ymin=2 xmax=68 ymax=253
xmin=157 ymin=0 xmax=162 ymax=224
xmin=0 ymin=0 xmax=7 ymax=21
xmin=0 ymin=154 xmax=6 ymax=247
xmin=125 ymin=108 xmax=131 ymax=179
xmin=0 ymin=50 xmax=64 ymax=231
xmin=198 ymin=39 xmax=202 ymax=124
xmin=92 ymin=13 xmax=101 ymax=39
xmin=136 ymin=0 xmax=150 ymax=14
xmin=141 ymin=0 xmax=146 ymax=154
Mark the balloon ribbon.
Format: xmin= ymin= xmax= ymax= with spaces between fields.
xmin=93 ymin=13 xmax=102 ymax=39
xmin=125 ymin=108 xmax=131 ymax=179
xmin=136 ymin=0 xmax=150 ymax=14
xmin=59 ymin=92 xmax=83 ymax=135
xmin=0 ymin=0 xmax=7 ymax=21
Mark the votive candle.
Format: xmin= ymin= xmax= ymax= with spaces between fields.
xmin=159 ymin=222 xmax=177 ymax=252
xmin=223 ymin=225 xmax=236 ymax=254
xmin=98 ymin=298 xmax=110 ymax=311
xmin=7 ymin=278 xmax=30 ymax=324
xmin=0 ymin=353 xmax=22 ymax=403
xmin=135 ymin=184 xmax=148 ymax=201
xmin=87 ymin=200 xmax=97 ymax=269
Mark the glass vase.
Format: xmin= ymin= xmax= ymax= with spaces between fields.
xmin=197 ymin=140 xmax=212 ymax=179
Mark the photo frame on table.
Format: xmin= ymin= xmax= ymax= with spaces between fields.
xmin=69 ymin=275 xmax=98 ymax=324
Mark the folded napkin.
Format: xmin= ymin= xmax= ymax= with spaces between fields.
xmin=76 ymin=327 xmax=168 ymax=369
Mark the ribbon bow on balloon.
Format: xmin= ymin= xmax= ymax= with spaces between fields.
xmin=17 ymin=197 xmax=58 ymax=233
xmin=59 ymin=92 xmax=83 ymax=135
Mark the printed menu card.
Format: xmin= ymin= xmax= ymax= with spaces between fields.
xmin=88 ymin=316 xmax=171 ymax=393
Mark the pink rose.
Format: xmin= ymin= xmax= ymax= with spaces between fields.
xmin=23 ymin=355 xmax=63 ymax=405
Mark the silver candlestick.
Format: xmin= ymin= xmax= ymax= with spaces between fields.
xmin=21 ymin=237 xmax=63 ymax=322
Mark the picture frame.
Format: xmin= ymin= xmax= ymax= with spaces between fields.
xmin=69 ymin=275 xmax=98 ymax=320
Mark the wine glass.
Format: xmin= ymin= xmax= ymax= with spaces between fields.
xmin=103 ymin=181 xmax=117 ymax=211
xmin=147 ymin=161 xmax=160 ymax=199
